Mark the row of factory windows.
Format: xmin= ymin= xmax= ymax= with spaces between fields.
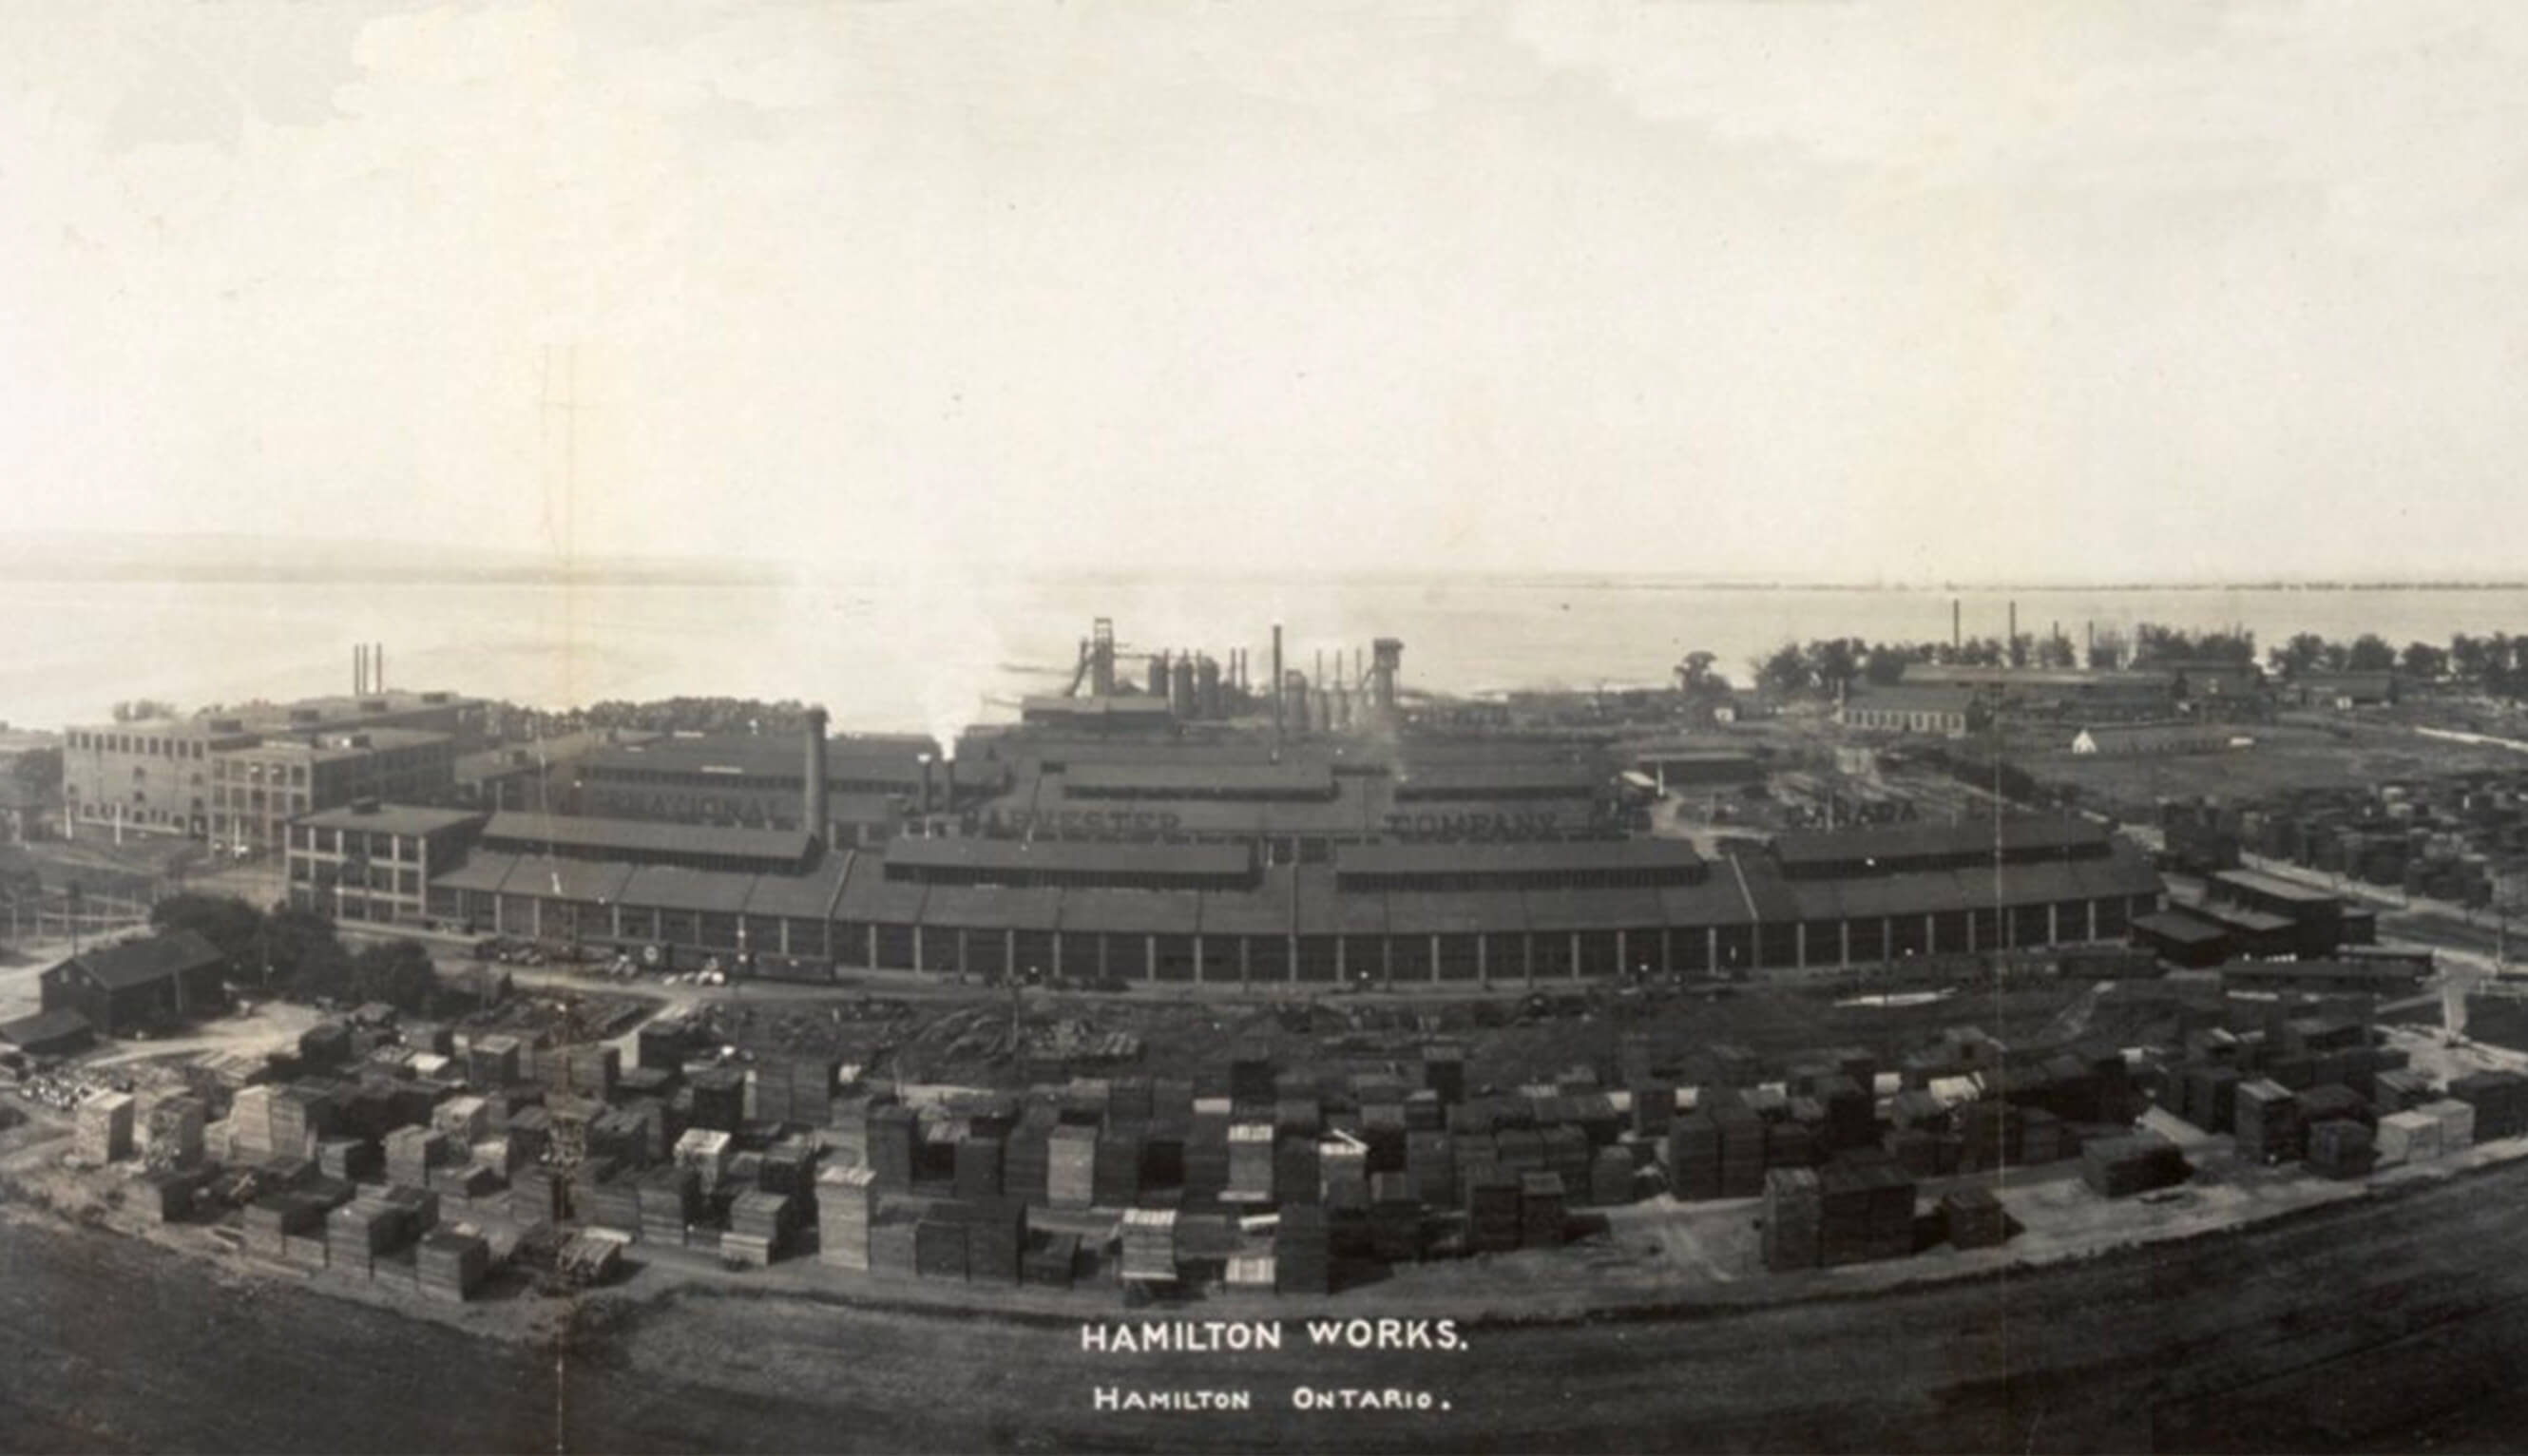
xmin=68 ymin=730 xmax=208 ymax=758
xmin=284 ymin=825 xmax=421 ymax=858
xmin=411 ymin=888 xmax=2151 ymax=979
xmin=290 ymin=860 xmax=422 ymax=895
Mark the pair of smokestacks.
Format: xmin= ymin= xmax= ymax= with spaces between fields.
xmin=353 ymin=642 xmax=386 ymax=696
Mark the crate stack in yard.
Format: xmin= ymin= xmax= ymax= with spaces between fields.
xmin=1275 ymin=1205 xmax=1332 ymax=1294
xmin=139 ymin=999 xmax=2528 ymax=1322
xmin=1940 ymin=1187 xmax=2008 ymax=1251
xmin=2080 ymin=1132 xmax=2188 ymax=1197
xmin=142 ymin=1095 xmax=207 ymax=1170
xmin=75 ymin=1091 xmax=135 ymax=1163
xmin=1025 ymin=1232 xmax=1080 ymax=1290
xmin=964 ymin=1199 xmax=1027 ymax=1286
xmin=1120 ymin=1207 xmax=1178 ymax=1285
xmin=2232 ymin=1080 xmax=2304 ymax=1163
xmin=816 ymin=1163 xmax=876 ymax=1271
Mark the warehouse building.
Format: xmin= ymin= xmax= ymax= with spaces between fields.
xmin=415 ymin=808 xmax=2159 ymax=987
xmin=2289 ymin=671 xmax=2399 ymax=709
xmin=1903 ymin=664 xmax=2178 ymax=717
xmin=1836 ymin=686 xmax=1982 ymax=738
xmin=39 ymin=929 xmax=228 ymax=1038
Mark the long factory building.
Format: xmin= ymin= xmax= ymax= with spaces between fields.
xmin=286 ymin=712 xmax=2163 ymax=982
xmin=387 ymin=812 xmax=2160 ymax=985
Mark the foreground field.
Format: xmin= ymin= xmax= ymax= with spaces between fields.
xmin=17 ymin=1141 xmax=2528 ymax=1451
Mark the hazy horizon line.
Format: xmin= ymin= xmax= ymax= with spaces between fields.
xmin=2 ymin=529 xmax=2523 ymax=594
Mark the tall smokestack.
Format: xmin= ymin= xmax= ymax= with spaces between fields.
xmin=802 ymin=706 xmax=829 ymax=848
xmin=374 ymin=642 xmax=384 ymax=693
xmin=354 ymin=643 xmax=364 ymax=695
xmin=1272 ymin=624 xmax=1285 ymax=742
xmin=1952 ymin=600 xmax=1961 ymax=651
xmin=2008 ymin=602 xmax=2019 ymax=666
xmin=919 ymin=754 xmax=935 ymax=819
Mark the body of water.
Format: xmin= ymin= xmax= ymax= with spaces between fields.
xmin=5 ymin=574 xmax=2526 ymax=738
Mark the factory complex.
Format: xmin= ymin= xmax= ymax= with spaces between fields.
xmin=283 ymin=717 xmax=2165 ymax=988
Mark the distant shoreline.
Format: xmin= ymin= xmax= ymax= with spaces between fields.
xmin=4 ymin=565 xmax=2527 ymax=594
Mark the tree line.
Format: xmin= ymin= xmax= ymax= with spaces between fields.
xmin=1737 ymin=623 xmax=2268 ymax=697
xmin=149 ymin=891 xmax=488 ymax=1016
xmin=1730 ymin=623 xmax=2528 ymax=699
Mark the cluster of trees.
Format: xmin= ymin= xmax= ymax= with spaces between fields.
xmin=1744 ymin=634 xmax=2089 ymax=696
xmin=149 ymin=892 xmax=475 ymax=1015
xmin=2264 ymin=631 xmax=2528 ymax=693
xmin=2130 ymin=625 xmax=2258 ymax=665
xmin=107 ymin=699 xmax=180 ymax=723
xmin=10 ymin=746 xmax=60 ymax=796
xmin=1739 ymin=621 xmax=2283 ymax=699
xmin=489 ymin=697 xmax=821 ymax=742
xmin=2266 ymin=632 xmax=2404 ymax=676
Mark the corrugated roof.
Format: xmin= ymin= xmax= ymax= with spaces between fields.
xmin=1057 ymin=888 xmax=1200 ymax=936
xmin=1295 ymin=865 xmax=1386 ymax=935
xmin=1657 ymin=875 xmax=1762 ymax=928
xmin=431 ymin=852 xmax=522 ymax=894
xmin=1198 ymin=884 xmax=1298 ymax=937
xmin=1771 ymin=817 xmax=2109 ymax=869
xmin=1392 ymin=763 xmax=1603 ymax=796
xmin=484 ymin=813 xmax=813 ymax=864
xmin=920 ymin=884 xmax=1063 ymax=932
xmin=502 ymin=856 xmax=635 ymax=905
xmin=1063 ymin=762 xmax=1334 ymax=797
xmin=833 ymin=853 xmax=927 ymax=923
xmin=1523 ymin=887 xmax=1668 ymax=931
xmin=1384 ymin=891 xmax=1528 ymax=934
xmin=297 ymin=804 xmax=486 ymax=837
xmin=0 ymin=1007 xmax=93 ymax=1048
xmin=1335 ymin=840 xmax=1701 ymax=880
xmin=58 ymin=929 xmax=223 ymax=990
xmin=2133 ymin=910 xmax=2227 ymax=945
xmin=882 ymin=837 xmax=1253 ymax=879
xmin=619 ymin=864 xmax=757 ymax=914
xmin=2212 ymin=868 xmax=2340 ymax=906
xmin=740 ymin=854 xmax=853 ymax=919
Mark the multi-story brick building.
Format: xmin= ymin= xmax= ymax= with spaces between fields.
xmin=285 ymin=803 xmax=487 ymax=926
xmin=61 ymin=691 xmax=481 ymax=846
xmin=210 ymin=729 xmax=455 ymax=855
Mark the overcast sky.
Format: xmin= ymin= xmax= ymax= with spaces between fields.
xmin=3 ymin=1 xmax=2523 ymax=584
